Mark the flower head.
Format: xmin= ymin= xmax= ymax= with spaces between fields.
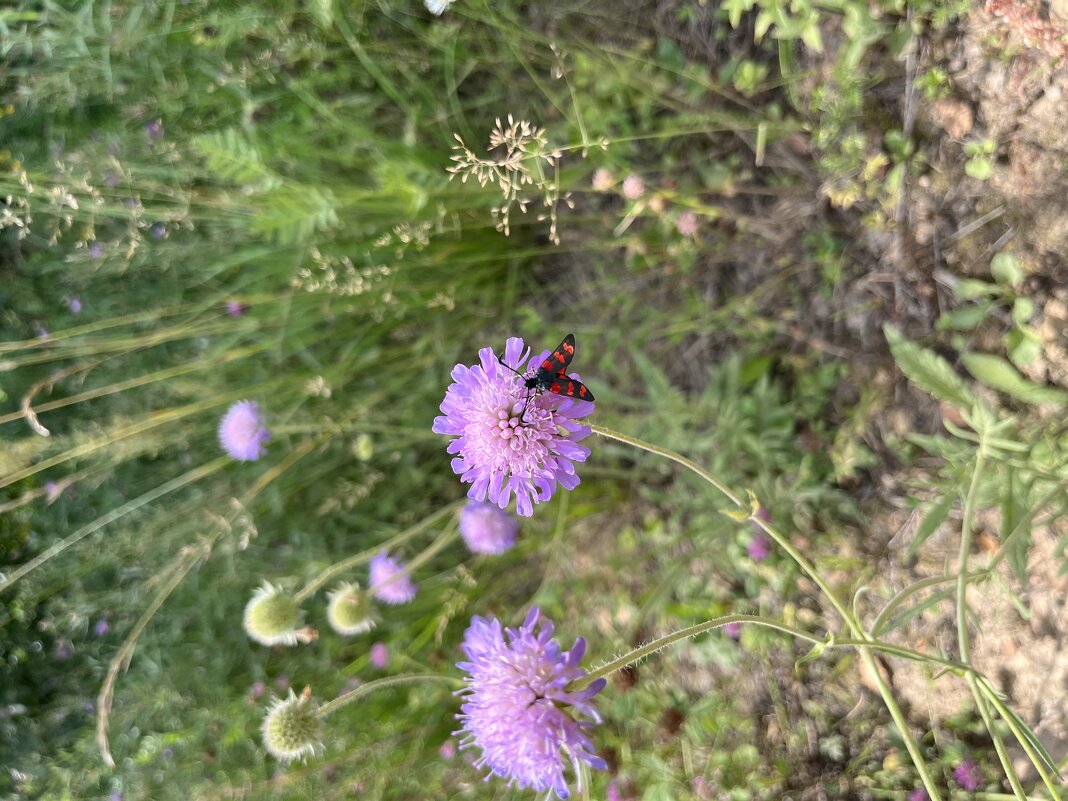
xmin=456 ymin=607 xmax=607 ymax=798
xmin=621 ymin=175 xmax=645 ymax=200
xmin=591 ymin=168 xmax=615 ymax=191
xmin=747 ymin=531 xmax=771 ymax=562
xmin=225 ymin=299 xmax=246 ymax=317
xmin=909 ymin=789 xmax=930 ymax=801
xmin=954 ymin=757 xmax=982 ymax=791
xmin=261 ymin=686 xmax=322 ymax=762
xmin=326 ymin=582 xmax=377 ymax=636
xmin=433 ymin=337 xmax=593 ymax=517
xmin=144 ymin=118 xmax=164 ymax=140
xmin=724 ymin=621 xmax=742 ymax=639
xmin=218 ymin=400 xmax=271 ymax=462
xmin=68 ymin=296 xmax=82 ymax=315
xmin=675 ymin=211 xmax=699 ymax=237
xmin=460 ymin=500 xmax=519 ymax=555
xmin=243 ymin=582 xmax=316 ymax=647
xmin=369 ymin=552 xmax=417 ymax=605
xmin=424 ymin=0 xmax=455 ymax=13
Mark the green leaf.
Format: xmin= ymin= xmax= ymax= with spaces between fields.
xmin=907 ymin=492 xmax=956 ymax=558
xmin=1011 ymin=297 xmax=1035 ymax=324
xmin=1007 ymin=325 xmax=1042 ymax=367
xmin=990 ymin=252 xmax=1023 ymax=287
xmin=953 ymin=278 xmax=999 ymax=300
xmin=965 ymin=157 xmax=993 ymax=181
xmin=884 ymin=325 xmax=978 ymax=407
xmin=307 ymin=0 xmax=334 ymax=27
xmin=192 ymin=129 xmax=282 ymax=191
xmin=936 ymin=304 xmax=990 ymax=332
xmin=962 ymin=352 xmax=1068 ymax=406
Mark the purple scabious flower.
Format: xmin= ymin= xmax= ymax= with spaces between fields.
xmin=456 ymin=607 xmax=607 ymax=798
xmin=954 ymin=757 xmax=982 ymax=791
xmin=460 ymin=500 xmax=519 ymax=555
xmin=369 ymin=552 xmax=417 ymax=605
xmin=218 ymin=400 xmax=270 ymax=461
xmin=433 ymin=337 xmax=594 ymax=517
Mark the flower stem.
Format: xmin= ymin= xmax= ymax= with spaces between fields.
xmin=315 ymin=674 xmax=463 ymax=719
xmin=588 ymin=423 xmax=943 ymax=801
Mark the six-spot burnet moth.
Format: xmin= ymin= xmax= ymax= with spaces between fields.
xmin=499 ymin=333 xmax=595 ymax=422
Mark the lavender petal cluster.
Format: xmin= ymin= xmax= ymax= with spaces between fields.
xmin=433 ymin=337 xmax=593 ymax=517
xmin=456 ymin=607 xmax=606 ymax=798
xmin=218 ymin=400 xmax=270 ymax=462
xmin=459 ymin=500 xmax=519 ymax=555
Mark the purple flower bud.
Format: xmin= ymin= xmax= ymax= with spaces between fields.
xmin=439 ymin=740 xmax=457 ymax=760
xmin=250 ymin=681 xmax=266 ymax=700
xmin=369 ymin=642 xmax=390 ymax=669
xmin=369 ymin=552 xmax=417 ymax=605
xmin=954 ymin=757 xmax=982 ymax=791
xmin=724 ymin=622 xmax=742 ymax=639
xmin=145 ymin=118 xmax=164 ymax=140
xmin=150 ymin=223 xmax=165 ymax=240
xmin=909 ymin=789 xmax=930 ymax=801
xmin=68 ymin=296 xmax=82 ymax=315
xmin=747 ymin=531 xmax=771 ymax=561
xmin=55 ymin=640 xmax=73 ymax=661
xmin=89 ymin=242 xmax=103 ymax=258
xmin=94 ymin=618 xmax=110 ymax=637
xmin=225 ymin=300 xmax=246 ymax=317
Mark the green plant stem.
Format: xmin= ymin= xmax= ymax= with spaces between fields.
xmin=588 ymin=423 xmax=944 ymax=801
xmin=293 ymin=500 xmax=464 ymax=603
xmin=871 ymin=572 xmax=989 ymax=637
xmin=0 ymin=457 xmax=231 ymax=594
xmin=315 ymin=674 xmax=462 ymax=719
xmin=956 ymin=452 xmax=1029 ymax=801
xmin=578 ymin=614 xmax=975 ymax=690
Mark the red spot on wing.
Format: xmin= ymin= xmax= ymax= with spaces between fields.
xmin=549 ymin=381 xmax=562 ymax=394
xmin=553 ymin=350 xmax=567 ymax=364
xmin=564 ymin=381 xmax=577 ymax=396
xmin=540 ymin=358 xmax=555 ymax=371
xmin=562 ymin=341 xmax=575 ymax=355
xmin=578 ymin=385 xmax=588 ymax=398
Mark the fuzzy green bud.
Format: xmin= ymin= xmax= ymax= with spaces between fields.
xmin=243 ymin=582 xmax=317 ymax=646
xmin=262 ymin=686 xmax=323 ymax=762
xmin=326 ymin=582 xmax=377 ymax=636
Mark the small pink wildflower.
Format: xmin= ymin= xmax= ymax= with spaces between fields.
xmin=747 ymin=532 xmax=771 ymax=561
xmin=370 ymin=642 xmax=390 ymax=669
xmin=909 ymin=789 xmax=930 ymax=801
xmin=225 ymin=300 xmax=246 ymax=317
xmin=621 ymin=175 xmax=645 ymax=200
xmin=675 ymin=211 xmax=699 ymax=237
xmin=591 ymin=168 xmax=614 ymax=191
xmin=954 ymin=757 xmax=982 ymax=791
xmin=439 ymin=740 xmax=457 ymax=760
xmin=724 ymin=622 xmax=742 ymax=639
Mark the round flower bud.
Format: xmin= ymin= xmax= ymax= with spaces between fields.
xmin=262 ymin=686 xmax=323 ymax=762
xmin=325 ymin=582 xmax=377 ymax=636
xmin=243 ymin=582 xmax=317 ymax=647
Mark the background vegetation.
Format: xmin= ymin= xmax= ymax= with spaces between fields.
xmin=2 ymin=1 xmax=1067 ymax=799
